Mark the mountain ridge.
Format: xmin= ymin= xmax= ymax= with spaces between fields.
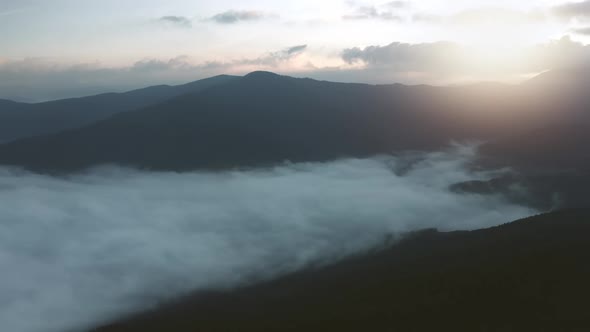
xmin=0 ymin=69 xmax=589 ymax=175
xmin=0 ymin=74 xmax=239 ymax=142
xmin=0 ymin=72 xmax=540 ymax=173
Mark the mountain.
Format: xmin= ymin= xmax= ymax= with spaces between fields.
xmin=459 ymin=122 xmax=590 ymax=210
xmin=0 ymin=69 xmax=588 ymax=174
xmin=0 ymin=71 xmax=569 ymax=173
xmin=0 ymin=75 xmax=238 ymax=142
xmin=478 ymin=123 xmax=590 ymax=173
xmin=94 ymin=209 xmax=590 ymax=331
xmin=469 ymin=68 xmax=590 ymax=209
xmin=521 ymin=67 xmax=590 ymax=126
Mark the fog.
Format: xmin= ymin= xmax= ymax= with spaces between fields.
xmin=0 ymin=147 xmax=535 ymax=332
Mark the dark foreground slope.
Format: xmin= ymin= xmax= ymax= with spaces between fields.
xmin=0 ymin=75 xmax=237 ymax=142
xmin=95 ymin=210 xmax=590 ymax=332
xmin=0 ymin=71 xmax=570 ymax=173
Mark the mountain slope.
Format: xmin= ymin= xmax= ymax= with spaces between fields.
xmin=0 ymin=75 xmax=238 ymax=142
xmin=479 ymin=124 xmax=590 ymax=172
xmin=95 ymin=209 xmax=590 ymax=331
xmin=472 ymin=68 xmax=590 ymax=175
xmin=1 ymin=69 xmax=589 ymax=173
xmin=0 ymin=72 xmax=546 ymax=173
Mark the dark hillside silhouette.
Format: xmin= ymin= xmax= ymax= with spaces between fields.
xmin=0 ymin=75 xmax=238 ymax=142
xmin=95 ymin=210 xmax=590 ymax=332
xmin=1 ymin=70 xmax=588 ymax=173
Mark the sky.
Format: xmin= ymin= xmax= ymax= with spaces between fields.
xmin=1 ymin=0 xmax=590 ymax=101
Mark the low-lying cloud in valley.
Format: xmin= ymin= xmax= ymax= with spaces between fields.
xmin=0 ymin=147 xmax=535 ymax=332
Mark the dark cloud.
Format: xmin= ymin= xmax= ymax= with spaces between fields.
xmin=210 ymin=10 xmax=271 ymax=24
xmin=286 ymin=44 xmax=308 ymax=55
xmin=158 ymin=15 xmax=192 ymax=28
xmin=0 ymin=148 xmax=533 ymax=332
xmin=552 ymin=0 xmax=590 ymax=20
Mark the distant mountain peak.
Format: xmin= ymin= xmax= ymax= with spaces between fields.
xmin=243 ymin=71 xmax=283 ymax=79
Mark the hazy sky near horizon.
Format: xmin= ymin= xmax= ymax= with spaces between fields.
xmin=2 ymin=0 xmax=590 ymax=100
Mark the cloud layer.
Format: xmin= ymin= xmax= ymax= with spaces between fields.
xmin=0 ymin=44 xmax=308 ymax=102
xmin=210 ymin=10 xmax=273 ymax=24
xmin=342 ymin=41 xmax=462 ymax=72
xmin=552 ymin=0 xmax=590 ymax=20
xmin=158 ymin=15 xmax=192 ymax=28
xmin=339 ymin=37 xmax=590 ymax=83
xmin=3 ymin=36 xmax=590 ymax=102
xmin=414 ymin=7 xmax=547 ymax=25
xmin=0 ymin=147 xmax=535 ymax=332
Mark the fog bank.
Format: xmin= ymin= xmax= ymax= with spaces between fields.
xmin=0 ymin=147 xmax=535 ymax=332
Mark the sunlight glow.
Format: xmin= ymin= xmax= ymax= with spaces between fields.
xmin=448 ymin=9 xmax=563 ymax=78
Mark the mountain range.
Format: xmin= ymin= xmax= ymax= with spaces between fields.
xmin=0 ymin=75 xmax=238 ymax=143
xmin=3 ymin=69 xmax=590 ymax=331
xmin=0 ymin=69 xmax=589 ymax=175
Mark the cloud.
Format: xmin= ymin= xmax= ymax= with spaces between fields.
xmin=2 ymin=37 xmax=590 ymax=102
xmin=452 ymin=8 xmax=546 ymax=25
xmin=130 ymin=55 xmax=194 ymax=72
xmin=0 ymin=45 xmax=307 ymax=102
xmin=286 ymin=44 xmax=308 ymax=55
xmin=338 ymin=37 xmax=590 ymax=84
xmin=573 ymin=26 xmax=590 ymax=35
xmin=209 ymin=10 xmax=272 ymax=24
xmin=241 ymin=44 xmax=308 ymax=66
xmin=413 ymin=7 xmax=547 ymax=25
xmin=343 ymin=2 xmax=406 ymax=21
xmin=386 ymin=1 xmax=410 ymax=9
xmin=524 ymin=36 xmax=590 ymax=71
xmin=158 ymin=15 xmax=192 ymax=28
xmin=0 ymin=147 xmax=535 ymax=332
xmin=0 ymin=57 xmax=201 ymax=102
xmin=342 ymin=41 xmax=464 ymax=72
xmin=552 ymin=0 xmax=590 ymax=20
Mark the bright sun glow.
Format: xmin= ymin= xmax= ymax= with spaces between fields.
xmin=446 ymin=9 xmax=563 ymax=80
